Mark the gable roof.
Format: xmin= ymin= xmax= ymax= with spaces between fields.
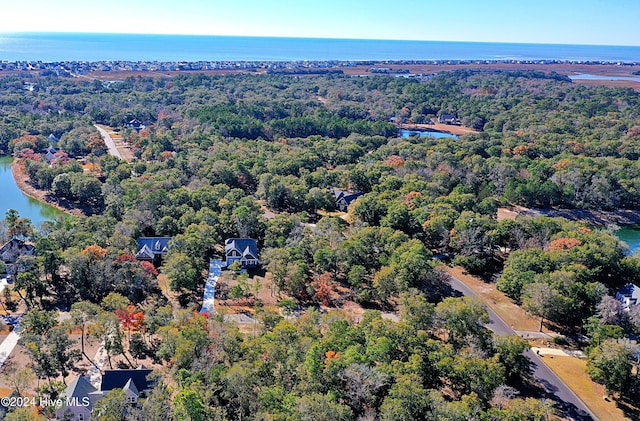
xmin=100 ymin=368 xmax=153 ymax=393
xmin=63 ymin=375 xmax=97 ymax=401
xmin=331 ymin=188 xmax=363 ymax=210
xmin=136 ymin=237 xmax=171 ymax=258
xmin=617 ymin=283 xmax=640 ymax=305
xmin=225 ymin=238 xmax=258 ymax=259
xmin=123 ymin=378 xmax=140 ymax=397
xmin=0 ymin=239 xmax=37 ymax=263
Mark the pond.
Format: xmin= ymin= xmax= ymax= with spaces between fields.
xmin=399 ymin=129 xmax=459 ymax=140
xmin=0 ymin=156 xmax=65 ymax=227
xmin=569 ymin=74 xmax=640 ymax=83
xmin=614 ymin=225 xmax=640 ymax=255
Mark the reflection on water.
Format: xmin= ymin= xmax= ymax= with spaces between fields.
xmin=0 ymin=156 xmax=65 ymax=227
xmin=399 ymin=129 xmax=459 ymax=139
xmin=614 ymin=225 xmax=640 ymax=255
xmin=569 ymin=74 xmax=640 ymax=83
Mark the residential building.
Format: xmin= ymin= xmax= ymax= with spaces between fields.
xmin=225 ymin=238 xmax=259 ymax=268
xmin=135 ymin=237 xmax=171 ymax=262
xmin=616 ymin=283 xmax=640 ymax=310
xmin=331 ymin=188 xmax=363 ymax=212
xmin=0 ymin=238 xmax=36 ymax=275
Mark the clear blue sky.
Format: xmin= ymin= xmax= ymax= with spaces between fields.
xmin=2 ymin=0 xmax=638 ymax=46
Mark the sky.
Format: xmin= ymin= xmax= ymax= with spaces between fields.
xmin=1 ymin=0 xmax=639 ymax=46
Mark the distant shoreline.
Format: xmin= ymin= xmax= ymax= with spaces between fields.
xmin=4 ymin=60 xmax=640 ymax=91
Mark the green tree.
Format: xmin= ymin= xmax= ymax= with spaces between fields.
xmin=297 ymin=393 xmax=353 ymax=421
xmin=435 ymin=296 xmax=491 ymax=351
xmin=494 ymin=335 xmax=531 ymax=382
xmin=521 ymin=281 xmax=562 ymax=332
xmin=587 ymin=339 xmax=636 ymax=397
xmin=173 ymin=389 xmax=205 ymax=421
xmin=92 ymin=388 xmax=129 ymax=421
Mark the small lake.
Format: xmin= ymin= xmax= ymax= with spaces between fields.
xmin=0 ymin=156 xmax=65 ymax=227
xmin=399 ymin=129 xmax=459 ymax=140
xmin=614 ymin=226 xmax=640 ymax=255
xmin=569 ymin=74 xmax=640 ymax=83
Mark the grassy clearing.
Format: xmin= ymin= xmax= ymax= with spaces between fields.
xmin=542 ymin=355 xmax=636 ymax=421
xmin=442 ymin=266 xmax=541 ymax=332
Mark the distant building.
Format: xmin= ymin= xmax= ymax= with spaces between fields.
xmin=331 ymin=188 xmax=363 ymax=212
xmin=135 ymin=237 xmax=171 ymax=262
xmin=48 ymin=133 xmax=59 ymax=142
xmin=225 ymin=238 xmax=259 ymax=268
xmin=0 ymin=239 xmax=36 ymax=275
xmin=125 ymin=119 xmax=145 ymax=132
xmin=45 ymin=146 xmax=59 ymax=163
xmin=616 ymin=283 xmax=640 ymax=310
xmin=438 ymin=114 xmax=459 ymax=125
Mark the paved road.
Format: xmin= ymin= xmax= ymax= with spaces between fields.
xmin=94 ymin=125 xmax=123 ymax=160
xmin=447 ymin=274 xmax=597 ymax=421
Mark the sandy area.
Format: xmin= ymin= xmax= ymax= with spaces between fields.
xmin=400 ymin=122 xmax=478 ymax=136
xmin=0 ymin=333 xmax=102 ymax=395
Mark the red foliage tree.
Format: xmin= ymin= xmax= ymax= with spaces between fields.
xmin=115 ymin=304 xmax=145 ymax=340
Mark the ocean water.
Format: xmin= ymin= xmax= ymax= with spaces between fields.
xmin=0 ymin=32 xmax=639 ymax=62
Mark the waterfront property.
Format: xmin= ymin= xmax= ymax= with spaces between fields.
xmin=438 ymin=114 xmax=459 ymax=125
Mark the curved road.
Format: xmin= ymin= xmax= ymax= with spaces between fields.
xmin=94 ymin=124 xmax=123 ymax=160
xmin=447 ymin=274 xmax=597 ymax=421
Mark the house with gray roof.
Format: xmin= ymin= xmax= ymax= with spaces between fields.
xmin=616 ymin=283 xmax=640 ymax=310
xmin=135 ymin=237 xmax=171 ymax=263
xmin=438 ymin=114 xmax=459 ymax=125
xmin=331 ymin=188 xmax=363 ymax=212
xmin=0 ymin=239 xmax=36 ymax=275
xmin=56 ymin=367 xmax=154 ymax=420
xmin=55 ymin=376 xmax=95 ymax=421
xmin=225 ymin=238 xmax=259 ymax=268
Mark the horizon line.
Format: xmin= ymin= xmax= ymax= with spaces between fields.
xmin=1 ymin=31 xmax=639 ymax=49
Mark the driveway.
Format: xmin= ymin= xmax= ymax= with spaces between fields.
xmin=447 ymin=273 xmax=597 ymax=421
xmin=94 ymin=125 xmax=123 ymax=160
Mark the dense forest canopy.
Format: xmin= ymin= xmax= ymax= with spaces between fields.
xmin=1 ymin=68 xmax=640 ymax=419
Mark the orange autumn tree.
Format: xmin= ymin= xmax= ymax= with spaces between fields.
xmin=115 ymin=304 xmax=145 ymax=341
xmin=82 ymin=244 xmax=108 ymax=260
xmin=549 ymin=237 xmax=583 ymax=251
xmin=325 ymin=350 xmax=340 ymax=365
xmin=312 ymin=272 xmax=334 ymax=306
